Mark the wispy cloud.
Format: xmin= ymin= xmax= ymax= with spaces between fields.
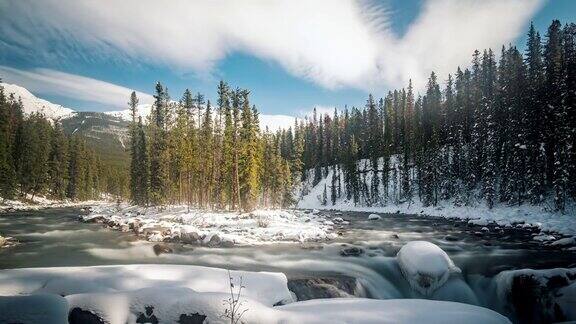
xmin=0 ymin=0 xmax=543 ymax=92
xmin=0 ymin=65 xmax=154 ymax=108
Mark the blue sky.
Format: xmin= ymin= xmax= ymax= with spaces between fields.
xmin=0 ymin=0 xmax=574 ymax=117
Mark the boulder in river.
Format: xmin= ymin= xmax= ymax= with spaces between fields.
xmin=178 ymin=313 xmax=207 ymax=324
xmin=207 ymin=234 xmax=221 ymax=247
xmin=287 ymin=276 xmax=366 ymax=301
xmin=340 ymin=246 xmax=365 ymax=257
xmin=493 ymin=268 xmax=576 ymax=323
xmin=396 ymin=241 xmax=460 ymax=296
xmin=153 ymin=243 xmax=173 ymax=256
xmin=69 ymin=307 xmax=105 ymax=324
xmin=180 ymin=231 xmax=200 ymax=244
xmin=368 ymin=214 xmax=381 ymax=220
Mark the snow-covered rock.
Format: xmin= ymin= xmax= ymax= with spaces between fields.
xmin=551 ymin=237 xmax=575 ymax=246
xmin=396 ymin=241 xmax=461 ymax=296
xmin=0 ymin=264 xmax=293 ymax=306
xmin=533 ymin=234 xmax=556 ymax=242
xmin=275 ymin=298 xmax=511 ymax=324
xmin=469 ymin=219 xmax=489 ymax=226
xmin=492 ymin=267 xmax=576 ymax=323
xmin=0 ymin=264 xmax=511 ymax=324
xmin=368 ymin=214 xmax=381 ymax=220
xmin=0 ymin=234 xmax=18 ymax=248
xmin=83 ymin=204 xmax=337 ymax=245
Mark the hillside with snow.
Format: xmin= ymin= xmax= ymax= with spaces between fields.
xmin=106 ymin=105 xmax=297 ymax=132
xmin=1 ymin=82 xmax=74 ymax=120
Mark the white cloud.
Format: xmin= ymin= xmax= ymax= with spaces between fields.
xmin=0 ymin=65 xmax=154 ymax=109
xmin=259 ymin=114 xmax=298 ymax=132
xmin=0 ymin=0 xmax=543 ymax=93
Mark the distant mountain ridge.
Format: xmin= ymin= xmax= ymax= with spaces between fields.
xmin=1 ymin=82 xmax=130 ymax=167
xmin=1 ymin=82 xmax=297 ymax=167
xmin=1 ymin=82 xmax=74 ymax=120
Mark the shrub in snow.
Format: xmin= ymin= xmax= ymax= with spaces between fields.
xmin=257 ymin=216 xmax=270 ymax=228
xmin=368 ymin=214 xmax=381 ymax=220
xmin=396 ymin=241 xmax=461 ymax=296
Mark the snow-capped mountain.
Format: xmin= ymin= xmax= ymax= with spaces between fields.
xmin=104 ymin=104 xmax=153 ymax=122
xmin=1 ymin=82 xmax=74 ymax=120
xmin=1 ymin=82 xmax=130 ymax=166
xmin=1 ymin=82 xmax=297 ymax=167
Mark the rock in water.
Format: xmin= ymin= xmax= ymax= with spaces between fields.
xmin=368 ymin=214 xmax=381 ymax=220
xmin=396 ymin=241 xmax=460 ymax=296
xmin=340 ymin=246 xmax=365 ymax=257
xmin=153 ymin=243 xmax=173 ymax=256
xmin=178 ymin=313 xmax=207 ymax=324
xmin=69 ymin=307 xmax=105 ymax=324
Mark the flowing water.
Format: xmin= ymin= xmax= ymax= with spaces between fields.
xmin=1 ymin=207 xmax=575 ymax=322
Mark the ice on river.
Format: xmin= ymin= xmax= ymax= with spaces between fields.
xmin=83 ymin=204 xmax=337 ymax=246
xmin=0 ymin=264 xmax=511 ymax=324
xmin=397 ymin=241 xmax=461 ymax=296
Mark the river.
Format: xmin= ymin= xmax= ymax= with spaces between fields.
xmin=1 ymin=207 xmax=575 ymax=322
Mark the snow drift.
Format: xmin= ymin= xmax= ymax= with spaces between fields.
xmin=0 ymin=264 xmax=511 ymax=324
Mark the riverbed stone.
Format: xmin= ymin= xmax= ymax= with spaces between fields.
xmin=207 ymin=234 xmax=221 ymax=246
xmin=68 ymin=307 xmax=105 ymax=324
xmin=340 ymin=246 xmax=365 ymax=257
xmin=178 ymin=313 xmax=207 ymax=324
xmin=288 ymin=277 xmax=364 ymax=301
xmin=153 ymin=243 xmax=173 ymax=255
xmin=444 ymin=235 xmax=459 ymax=241
xmin=180 ymin=231 xmax=200 ymax=244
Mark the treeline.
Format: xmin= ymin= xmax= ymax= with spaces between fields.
xmin=129 ymin=82 xmax=293 ymax=211
xmin=0 ymin=84 xmax=127 ymax=202
xmin=274 ymin=20 xmax=575 ymax=212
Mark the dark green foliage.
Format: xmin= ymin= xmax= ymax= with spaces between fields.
xmin=0 ymin=83 xmax=122 ymax=202
xmin=283 ymin=20 xmax=575 ymax=212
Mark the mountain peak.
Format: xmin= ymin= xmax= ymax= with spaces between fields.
xmin=1 ymin=82 xmax=75 ymax=120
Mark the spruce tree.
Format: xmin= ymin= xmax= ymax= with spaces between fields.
xmin=149 ymin=82 xmax=170 ymax=205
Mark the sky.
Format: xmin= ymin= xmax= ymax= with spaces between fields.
xmin=0 ymin=0 xmax=574 ymax=118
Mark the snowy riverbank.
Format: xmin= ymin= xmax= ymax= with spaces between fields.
xmin=297 ymin=171 xmax=576 ymax=239
xmin=0 ymin=264 xmax=511 ymax=324
xmin=82 ymin=204 xmax=337 ymax=246
xmin=0 ymin=195 xmax=106 ymax=213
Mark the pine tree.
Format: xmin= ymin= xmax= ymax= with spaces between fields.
xmin=149 ymin=82 xmax=170 ymax=205
xmin=49 ymin=122 xmax=69 ymax=199
xmin=135 ymin=117 xmax=149 ymax=205
xmin=128 ymin=91 xmax=140 ymax=204
xmin=0 ymin=84 xmax=17 ymax=199
xmin=525 ymin=22 xmax=547 ymax=203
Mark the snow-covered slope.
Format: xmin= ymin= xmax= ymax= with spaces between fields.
xmin=104 ymin=103 xmax=153 ymax=122
xmin=296 ymin=159 xmax=576 ymax=238
xmin=1 ymin=82 xmax=74 ymax=120
xmin=106 ymin=105 xmax=296 ymax=132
